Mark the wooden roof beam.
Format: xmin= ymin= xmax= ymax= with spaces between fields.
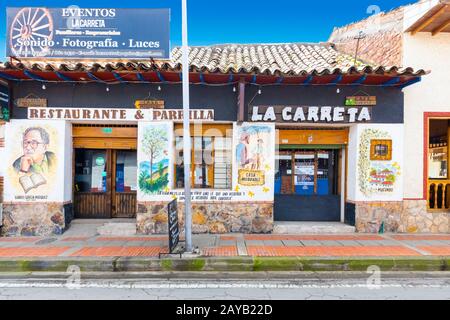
xmin=411 ymin=5 xmax=448 ymax=35
xmin=432 ymin=18 xmax=450 ymax=35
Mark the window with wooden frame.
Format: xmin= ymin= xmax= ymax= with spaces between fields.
xmin=174 ymin=124 xmax=232 ymax=189
xmin=370 ymin=139 xmax=392 ymax=161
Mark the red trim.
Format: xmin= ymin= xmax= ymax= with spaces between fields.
xmin=423 ymin=112 xmax=450 ymax=200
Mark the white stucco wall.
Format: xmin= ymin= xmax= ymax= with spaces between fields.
xmin=63 ymin=122 xmax=73 ymax=202
xmin=347 ymin=124 xmax=404 ymax=202
xmin=346 ymin=124 xmax=358 ymax=201
xmin=402 ymin=31 xmax=450 ymax=199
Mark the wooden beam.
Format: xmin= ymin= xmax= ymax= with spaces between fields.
xmin=237 ymin=78 xmax=246 ymax=122
xmin=432 ymin=18 xmax=450 ymax=35
xmin=411 ymin=5 xmax=448 ymax=35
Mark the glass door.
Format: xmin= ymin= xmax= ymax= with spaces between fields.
xmin=74 ymin=149 xmax=111 ymax=218
xmin=112 ymin=150 xmax=137 ymax=218
xmin=294 ymin=152 xmax=315 ymax=195
xmin=275 ymin=152 xmax=293 ymax=195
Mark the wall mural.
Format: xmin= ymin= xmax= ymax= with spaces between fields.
xmin=136 ymin=122 xmax=275 ymax=203
xmin=138 ymin=122 xmax=170 ymax=195
xmin=358 ymin=128 xmax=401 ymax=197
xmin=236 ymin=125 xmax=271 ymax=186
xmin=233 ymin=123 xmax=275 ymax=201
xmin=5 ymin=121 xmax=62 ymax=202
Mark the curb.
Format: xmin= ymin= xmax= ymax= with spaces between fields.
xmin=0 ymin=257 xmax=448 ymax=272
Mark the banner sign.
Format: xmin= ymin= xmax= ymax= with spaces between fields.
xmin=7 ymin=7 xmax=170 ymax=59
xmin=27 ymin=107 xmax=214 ymax=122
xmin=250 ymin=106 xmax=372 ymax=123
xmin=345 ymin=96 xmax=377 ymax=106
xmin=167 ymin=199 xmax=179 ymax=253
xmin=16 ymin=97 xmax=47 ymax=108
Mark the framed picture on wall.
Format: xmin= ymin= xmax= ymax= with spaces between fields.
xmin=370 ymin=139 xmax=392 ymax=161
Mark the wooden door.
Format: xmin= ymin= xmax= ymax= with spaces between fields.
xmin=74 ymin=149 xmax=137 ymax=219
xmin=74 ymin=149 xmax=112 ymax=219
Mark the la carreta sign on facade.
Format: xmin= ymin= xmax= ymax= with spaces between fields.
xmin=7 ymin=7 xmax=170 ymax=59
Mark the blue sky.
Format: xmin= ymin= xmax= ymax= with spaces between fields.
xmin=1 ymin=0 xmax=414 ymax=60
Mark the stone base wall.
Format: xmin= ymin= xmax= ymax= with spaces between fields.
xmin=137 ymin=202 xmax=273 ymax=234
xmin=355 ymin=200 xmax=449 ymax=233
xmin=1 ymin=203 xmax=69 ymax=236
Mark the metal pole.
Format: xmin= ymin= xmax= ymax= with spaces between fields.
xmin=181 ymin=0 xmax=192 ymax=252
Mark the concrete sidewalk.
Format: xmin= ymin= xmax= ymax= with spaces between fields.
xmin=0 ymin=233 xmax=449 ymax=259
xmin=0 ymin=233 xmax=448 ymax=272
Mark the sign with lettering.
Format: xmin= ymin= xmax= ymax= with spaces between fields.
xmin=135 ymin=100 xmax=164 ymax=109
xmin=238 ymin=169 xmax=265 ymax=186
xmin=7 ymin=7 xmax=170 ymax=59
xmin=167 ymin=199 xmax=179 ymax=253
xmin=345 ymin=96 xmax=377 ymax=106
xmin=249 ymin=106 xmax=372 ymax=123
xmin=16 ymin=97 xmax=47 ymax=108
xmin=27 ymin=107 xmax=214 ymax=122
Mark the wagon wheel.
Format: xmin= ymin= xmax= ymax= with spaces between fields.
xmin=9 ymin=7 xmax=54 ymax=58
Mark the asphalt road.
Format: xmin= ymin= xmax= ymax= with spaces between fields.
xmin=0 ymin=272 xmax=449 ymax=300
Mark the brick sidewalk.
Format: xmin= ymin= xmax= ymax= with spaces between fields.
xmin=0 ymin=234 xmax=449 ymax=258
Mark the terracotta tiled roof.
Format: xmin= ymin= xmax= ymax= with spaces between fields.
xmin=329 ymin=6 xmax=406 ymax=67
xmin=0 ymin=43 xmax=427 ymax=76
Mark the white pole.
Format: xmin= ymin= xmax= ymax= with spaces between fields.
xmin=181 ymin=0 xmax=192 ymax=252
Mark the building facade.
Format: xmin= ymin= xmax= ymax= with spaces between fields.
xmin=330 ymin=0 xmax=450 ymax=234
xmin=0 ymin=41 xmax=428 ymax=236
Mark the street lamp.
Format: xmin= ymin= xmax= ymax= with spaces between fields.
xmin=181 ymin=0 xmax=192 ymax=252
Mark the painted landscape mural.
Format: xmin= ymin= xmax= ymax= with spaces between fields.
xmin=138 ymin=123 xmax=170 ymax=194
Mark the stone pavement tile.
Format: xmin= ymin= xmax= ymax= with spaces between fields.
xmin=299 ymin=240 xmax=322 ymax=246
xmin=361 ymin=240 xmax=397 ymax=246
xmin=60 ymin=236 xmax=91 ymax=242
xmin=219 ymin=240 xmax=237 ymax=246
xmin=0 ymin=247 xmax=70 ymax=257
xmin=281 ymin=240 xmax=303 ymax=247
xmin=246 ymin=246 xmax=422 ymax=257
xmin=96 ymin=236 xmax=168 ymax=242
xmin=221 ymin=235 xmax=239 ymax=241
xmin=391 ymin=235 xmax=450 ymax=241
xmin=422 ymin=240 xmax=450 ymax=246
xmin=236 ymin=238 xmax=248 ymax=256
xmin=69 ymin=246 xmax=163 ymax=257
xmin=245 ymin=240 xmax=265 ymax=246
xmin=202 ymin=246 xmax=238 ymax=257
xmin=355 ymin=240 xmax=380 ymax=246
xmin=0 ymin=237 xmax=41 ymax=243
xmin=336 ymin=240 xmax=362 ymax=246
xmin=263 ymin=240 xmax=284 ymax=246
xmin=318 ymin=240 xmax=343 ymax=246
xmin=417 ymin=246 xmax=450 ymax=256
xmin=403 ymin=241 xmax=428 ymax=247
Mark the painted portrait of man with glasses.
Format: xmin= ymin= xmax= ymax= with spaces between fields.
xmin=12 ymin=127 xmax=56 ymax=174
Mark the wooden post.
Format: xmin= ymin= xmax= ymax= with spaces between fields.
xmin=237 ymin=78 xmax=245 ymax=122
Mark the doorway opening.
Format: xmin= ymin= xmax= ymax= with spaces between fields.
xmin=427 ymin=118 xmax=450 ymax=210
xmin=74 ymin=149 xmax=137 ymax=218
xmin=72 ymin=124 xmax=138 ymax=219
xmin=274 ymin=148 xmax=341 ymax=221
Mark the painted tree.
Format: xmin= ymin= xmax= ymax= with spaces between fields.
xmin=141 ymin=126 xmax=168 ymax=181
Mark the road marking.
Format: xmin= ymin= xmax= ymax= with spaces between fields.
xmin=0 ymin=282 xmax=448 ymax=290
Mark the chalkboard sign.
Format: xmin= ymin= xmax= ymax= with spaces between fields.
xmin=167 ymin=199 xmax=180 ymax=253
